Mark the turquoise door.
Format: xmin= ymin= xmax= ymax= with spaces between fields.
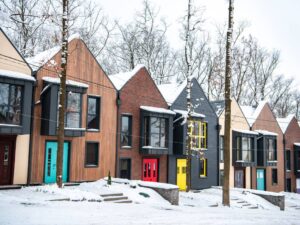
xmin=44 ymin=142 xmax=69 ymax=184
xmin=256 ymin=169 xmax=265 ymax=190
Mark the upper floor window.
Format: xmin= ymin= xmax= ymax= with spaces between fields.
xmin=144 ymin=117 xmax=168 ymax=148
xmin=236 ymin=136 xmax=254 ymax=162
xmin=0 ymin=83 xmax=22 ymax=125
xmin=87 ymin=96 xmax=100 ymax=130
xmin=121 ymin=115 xmax=132 ymax=147
xmin=58 ymin=92 xmax=82 ymax=128
xmin=267 ymin=138 xmax=276 ymax=161
xmin=190 ymin=120 xmax=207 ymax=150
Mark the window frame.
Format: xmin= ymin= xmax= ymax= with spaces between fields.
xmin=272 ymin=168 xmax=278 ymax=185
xmin=199 ymin=158 xmax=207 ymax=178
xmin=220 ymin=135 xmax=224 ymax=163
xmin=85 ymin=142 xmax=99 ymax=168
xmin=267 ymin=138 xmax=277 ymax=161
xmin=86 ymin=95 xmax=101 ymax=131
xmin=286 ymin=149 xmax=291 ymax=171
xmin=190 ymin=120 xmax=207 ymax=150
xmin=120 ymin=114 xmax=132 ymax=148
xmin=0 ymin=82 xmax=23 ymax=125
xmin=144 ymin=116 xmax=168 ymax=148
xmin=235 ymin=134 xmax=255 ymax=162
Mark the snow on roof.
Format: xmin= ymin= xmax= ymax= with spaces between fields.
xmin=276 ymin=115 xmax=294 ymax=133
xmin=255 ymin=130 xmax=278 ymax=136
xmin=25 ymin=33 xmax=82 ymax=71
xmin=140 ymin=106 xmax=175 ymax=115
xmin=109 ymin=64 xmax=145 ymax=90
xmin=173 ymin=109 xmax=205 ymax=118
xmin=0 ymin=69 xmax=35 ymax=82
xmin=158 ymin=81 xmax=186 ymax=106
xmin=232 ymin=129 xmax=258 ymax=135
xmin=241 ymin=101 xmax=268 ymax=127
xmin=294 ymin=143 xmax=300 ymax=147
xmin=210 ymin=100 xmax=225 ymax=117
xmin=42 ymin=76 xmax=88 ymax=88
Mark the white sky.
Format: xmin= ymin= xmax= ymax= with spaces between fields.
xmin=100 ymin=0 xmax=300 ymax=85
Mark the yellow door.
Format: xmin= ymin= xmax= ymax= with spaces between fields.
xmin=177 ymin=159 xmax=187 ymax=191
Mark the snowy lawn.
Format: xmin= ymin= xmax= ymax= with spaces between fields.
xmin=0 ymin=179 xmax=299 ymax=225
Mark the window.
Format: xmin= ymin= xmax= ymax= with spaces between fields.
xmin=235 ymin=135 xmax=254 ymax=162
xmin=57 ymin=92 xmax=82 ymax=128
xmin=272 ymin=168 xmax=278 ymax=185
xmin=200 ymin=158 xmax=207 ymax=177
xmin=119 ymin=159 xmax=131 ymax=179
xmin=267 ymin=139 xmax=276 ymax=161
xmin=220 ymin=136 xmax=224 ymax=162
xmin=219 ymin=170 xmax=224 ymax=186
xmin=0 ymin=83 xmax=22 ymax=125
xmin=85 ymin=142 xmax=99 ymax=167
xmin=144 ymin=117 xmax=168 ymax=148
xmin=87 ymin=96 xmax=100 ymax=130
xmin=121 ymin=115 xmax=132 ymax=147
xmin=286 ymin=150 xmax=291 ymax=171
xmin=190 ymin=120 xmax=207 ymax=150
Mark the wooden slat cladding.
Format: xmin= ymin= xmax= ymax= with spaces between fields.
xmin=30 ymin=39 xmax=117 ymax=183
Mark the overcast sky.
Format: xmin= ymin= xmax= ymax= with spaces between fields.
xmin=100 ymin=0 xmax=300 ymax=85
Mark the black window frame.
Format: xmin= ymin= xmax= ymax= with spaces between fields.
xmin=87 ymin=95 xmax=101 ymax=131
xmin=85 ymin=142 xmax=99 ymax=167
xmin=266 ymin=138 xmax=277 ymax=161
xmin=235 ymin=135 xmax=255 ymax=162
xmin=0 ymin=82 xmax=23 ymax=125
xmin=144 ymin=116 xmax=168 ymax=148
xmin=272 ymin=168 xmax=278 ymax=185
xmin=120 ymin=114 xmax=132 ymax=148
xmin=286 ymin=149 xmax=291 ymax=171
xmin=220 ymin=135 xmax=224 ymax=163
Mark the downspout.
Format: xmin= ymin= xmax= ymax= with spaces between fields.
xmin=115 ymin=91 xmax=121 ymax=177
xmin=27 ymin=71 xmax=37 ymax=185
xmin=283 ymin=135 xmax=286 ymax=191
xmin=216 ymin=121 xmax=220 ymax=186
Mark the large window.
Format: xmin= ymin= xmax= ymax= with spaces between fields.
xmin=267 ymin=138 xmax=276 ymax=161
xmin=121 ymin=115 xmax=132 ymax=147
xmin=200 ymin=158 xmax=207 ymax=177
xmin=286 ymin=150 xmax=291 ymax=171
xmin=85 ymin=142 xmax=99 ymax=167
xmin=58 ymin=92 xmax=82 ymax=128
xmin=220 ymin=136 xmax=224 ymax=163
xmin=0 ymin=83 xmax=22 ymax=125
xmin=144 ymin=117 xmax=168 ymax=148
xmin=190 ymin=120 xmax=207 ymax=150
xmin=87 ymin=96 xmax=100 ymax=130
xmin=236 ymin=136 xmax=254 ymax=162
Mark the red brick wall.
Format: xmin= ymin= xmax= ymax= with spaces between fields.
xmin=117 ymin=67 xmax=169 ymax=182
xmin=284 ymin=117 xmax=300 ymax=192
xmin=251 ymin=104 xmax=284 ymax=192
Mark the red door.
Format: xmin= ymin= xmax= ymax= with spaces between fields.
xmin=142 ymin=158 xmax=158 ymax=182
xmin=0 ymin=141 xmax=14 ymax=185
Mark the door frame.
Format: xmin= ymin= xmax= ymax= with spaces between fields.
xmin=142 ymin=157 xmax=159 ymax=182
xmin=234 ymin=167 xmax=245 ymax=188
xmin=256 ymin=168 xmax=266 ymax=191
xmin=0 ymin=135 xmax=16 ymax=185
xmin=43 ymin=140 xmax=71 ymax=183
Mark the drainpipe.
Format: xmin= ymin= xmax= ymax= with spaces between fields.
xmin=216 ymin=121 xmax=220 ymax=186
xmin=283 ymin=135 xmax=286 ymax=191
xmin=115 ymin=91 xmax=121 ymax=178
xmin=27 ymin=71 xmax=37 ymax=185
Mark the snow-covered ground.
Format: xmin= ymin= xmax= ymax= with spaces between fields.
xmin=0 ymin=179 xmax=299 ymax=225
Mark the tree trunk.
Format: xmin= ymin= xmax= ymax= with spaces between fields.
xmin=223 ymin=0 xmax=234 ymax=206
xmin=185 ymin=0 xmax=192 ymax=192
xmin=57 ymin=0 xmax=69 ymax=188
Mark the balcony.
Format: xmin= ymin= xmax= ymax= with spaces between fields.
xmin=256 ymin=132 xmax=277 ymax=167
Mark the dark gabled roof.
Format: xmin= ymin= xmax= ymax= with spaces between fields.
xmin=210 ymin=100 xmax=225 ymax=117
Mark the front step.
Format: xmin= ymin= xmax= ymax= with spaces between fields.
xmin=103 ymin=196 xmax=128 ymax=202
xmin=100 ymin=193 xmax=123 ymax=197
xmin=114 ymin=200 xmax=133 ymax=203
xmin=0 ymin=185 xmax=22 ymax=190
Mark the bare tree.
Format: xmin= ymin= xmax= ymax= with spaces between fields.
xmin=223 ymin=0 xmax=234 ymax=207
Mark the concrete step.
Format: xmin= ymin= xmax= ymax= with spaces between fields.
xmin=0 ymin=185 xmax=22 ymax=190
xmin=114 ymin=200 xmax=133 ymax=203
xmin=103 ymin=196 xmax=128 ymax=202
xmin=100 ymin=193 xmax=123 ymax=197
xmin=64 ymin=182 xmax=80 ymax=187
xmin=248 ymin=206 xmax=259 ymax=209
